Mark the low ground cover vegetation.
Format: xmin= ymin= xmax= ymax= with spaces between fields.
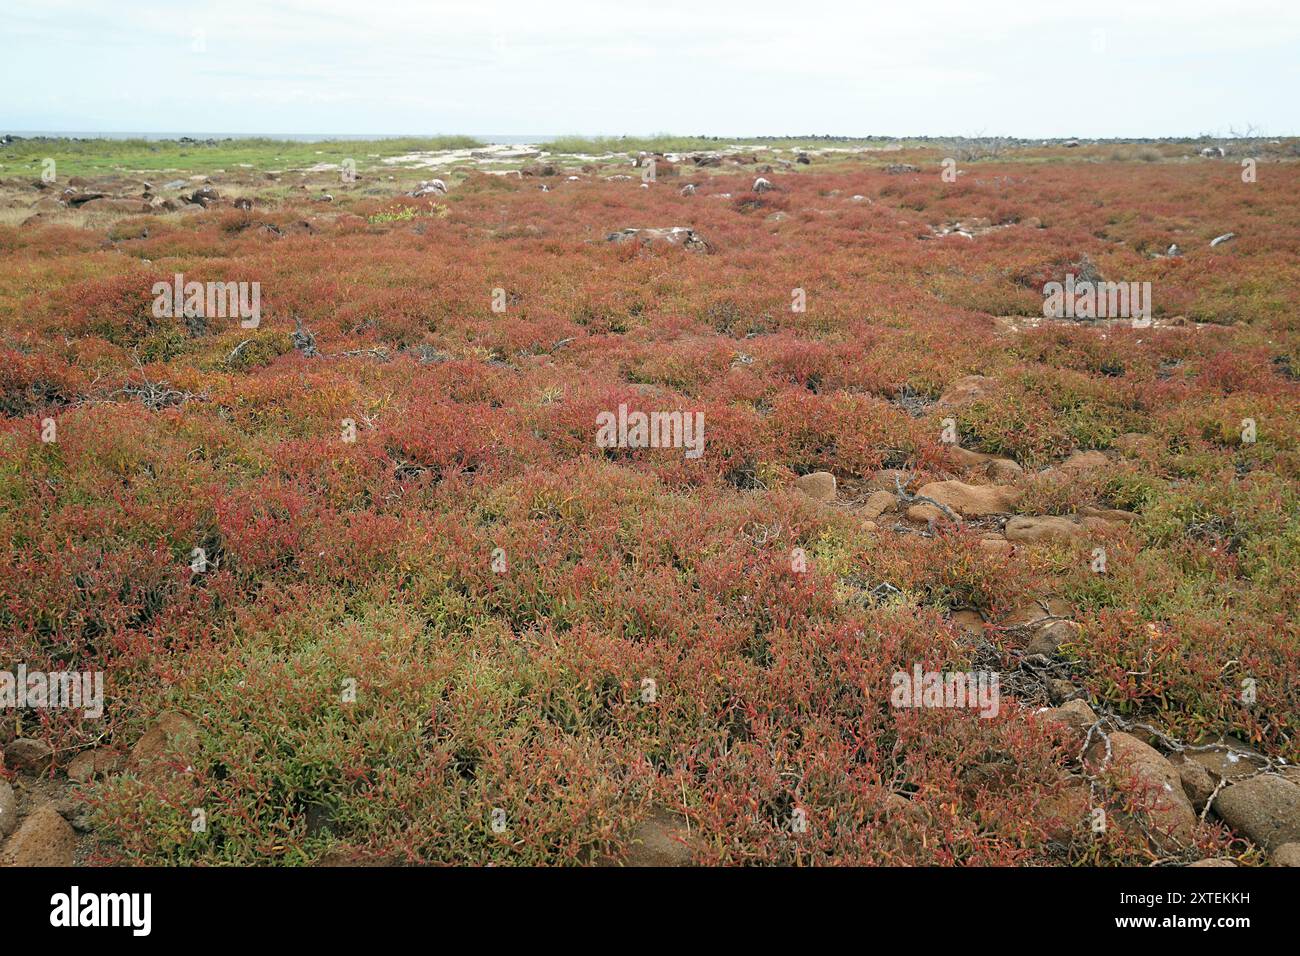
xmin=0 ymin=136 xmax=1297 ymax=866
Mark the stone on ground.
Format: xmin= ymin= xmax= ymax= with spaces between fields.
xmin=793 ymin=471 xmax=836 ymax=503
xmin=1 ymin=803 xmax=76 ymax=867
xmin=1212 ymin=775 xmax=1300 ymax=851
xmin=1086 ymin=731 xmax=1197 ymax=843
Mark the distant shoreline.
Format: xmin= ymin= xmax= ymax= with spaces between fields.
xmin=3 ymin=132 xmax=546 ymax=144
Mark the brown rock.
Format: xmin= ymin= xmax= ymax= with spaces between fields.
xmin=66 ymin=748 xmax=122 ymax=784
xmin=937 ymin=375 xmax=997 ymax=407
xmin=128 ymin=711 xmax=200 ymax=776
xmin=947 ymin=446 xmax=993 ymax=468
xmin=1027 ymin=619 xmax=1082 ymax=657
xmin=1171 ymin=755 xmax=1217 ymax=808
xmin=1081 ymin=516 xmax=1120 ymax=533
xmin=1005 ymin=515 xmax=1086 ymax=543
xmin=793 ymin=471 xmax=836 ymax=503
xmin=866 ymin=469 xmax=911 ymax=491
xmin=5 ymin=738 xmax=53 ymax=775
xmin=1040 ymin=781 xmax=1091 ymax=841
xmin=946 ymin=446 xmax=1023 ymax=481
xmin=1040 ymin=699 xmax=1099 ymax=749
xmin=1048 ymin=679 xmax=1081 ymax=704
xmin=985 ymin=458 xmax=1024 ymax=481
xmin=1086 ymin=732 xmax=1197 ymax=843
xmin=1188 ymin=858 xmax=1237 ymax=867
xmin=0 ymin=780 xmax=16 ymax=839
xmin=1271 ymin=842 xmax=1300 ymax=866
xmin=914 ymin=480 xmax=1019 ymax=517
xmin=1212 ymin=775 xmax=1300 ymax=851
xmin=190 ymin=186 xmax=221 ymax=207
xmin=1186 ymin=740 xmax=1269 ymax=785
xmin=858 ymin=490 xmax=896 ymax=519
xmin=949 ymin=609 xmax=984 ymax=636
xmin=906 ymin=503 xmax=943 ymax=523
xmin=1 ymin=804 xmax=76 ymax=866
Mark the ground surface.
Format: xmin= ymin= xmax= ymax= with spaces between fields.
xmin=0 ymin=136 xmax=1298 ymax=866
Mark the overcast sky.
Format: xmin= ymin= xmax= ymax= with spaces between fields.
xmin=4 ymin=0 xmax=1298 ymax=138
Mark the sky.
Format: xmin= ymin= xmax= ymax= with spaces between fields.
xmin=3 ymin=0 xmax=1298 ymax=138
